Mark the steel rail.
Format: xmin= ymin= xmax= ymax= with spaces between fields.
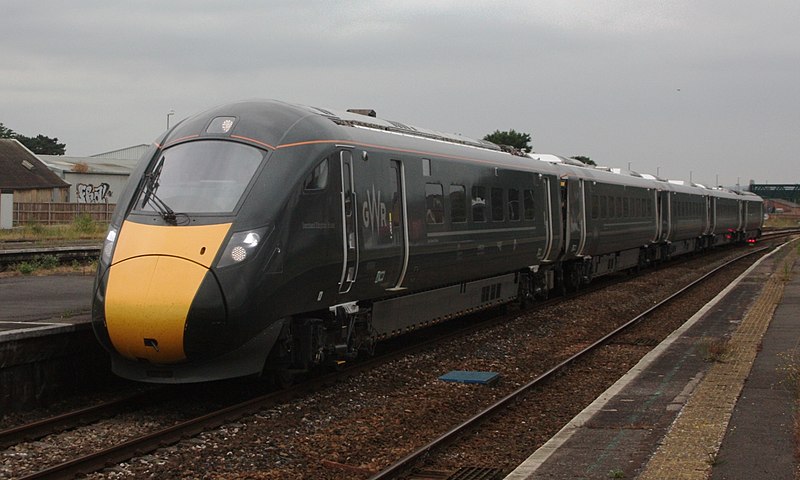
xmin=368 ymin=245 xmax=772 ymax=480
xmin=0 ymin=390 xmax=163 ymax=450
xmin=12 ymin=242 xmax=779 ymax=479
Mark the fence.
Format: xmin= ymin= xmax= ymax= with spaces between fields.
xmin=13 ymin=202 xmax=116 ymax=225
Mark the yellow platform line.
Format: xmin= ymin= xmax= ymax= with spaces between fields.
xmin=639 ymin=241 xmax=798 ymax=480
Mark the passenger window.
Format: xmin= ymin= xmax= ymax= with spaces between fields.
xmin=450 ymin=185 xmax=467 ymax=223
xmin=600 ymin=195 xmax=607 ymax=218
xmin=491 ymin=188 xmax=504 ymax=221
xmin=425 ymin=183 xmax=444 ymax=224
xmin=303 ymin=158 xmax=329 ymax=191
xmin=623 ymin=198 xmax=630 ymax=217
xmin=591 ymin=195 xmax=599 ymax=219
xmin=616 ymin=197 xmax=622 ymax=218
xmin=422 ymin=158 xmax=431 ymax=177
xmin=472 ymin=186 xmax=486 ymax=222
xmin=508 ymin=189 xmax=520 ymax=221
xmin=523 ymin=190 xmax=535 ymax=221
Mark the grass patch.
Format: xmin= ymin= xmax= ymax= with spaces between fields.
xmin=0 ymin=217 xmax=106 ymax=243
xmin=607 ymin=468 xmax=625 ymax=478
xmin=699 ymin=337 xmax=731 ymax=363
xmin=6 ymin=257 xmax=97 ymax=277
xmin=14 ymin=254 xmax=61 ymax=275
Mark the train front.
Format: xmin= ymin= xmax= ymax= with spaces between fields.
xmin=92 ymin=111 xmax=286 ymax=383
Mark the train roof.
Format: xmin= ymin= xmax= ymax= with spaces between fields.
xmin=163 ymin=100 xmax=763 ymax=204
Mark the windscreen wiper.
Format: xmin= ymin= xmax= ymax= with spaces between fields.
xmin=141 ymin=157 xmax=178 ymax=225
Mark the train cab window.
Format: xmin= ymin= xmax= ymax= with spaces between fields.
xmin=472 ymin=186 xmax=486 ymax=222
xmin=508 ymin=189 xmax=520 ymax=221
xmin=523 ymin=190 xmax=535 ymax=221
xmin=450 ymin=185 xmax=467 ymax=223
xmin=422 ymin=158 xmax=431 ymax=177
xmin=491 ymin=188 xmax=504 ymax=222
xmin=425 ymin=183 xmax=444 ymax=224
xmin=303 ymin=158 xmax=329 ymax=192
xmin=591 ymin=195 xmax=599 ymax=219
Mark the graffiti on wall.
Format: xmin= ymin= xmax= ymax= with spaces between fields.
xmin=76 ymin=183 xmax=113 ymax=203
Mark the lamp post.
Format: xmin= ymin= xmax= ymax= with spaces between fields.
xmin=166 ymin=109 xmax=175 ymax=130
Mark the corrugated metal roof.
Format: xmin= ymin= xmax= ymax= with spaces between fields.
xmin=0 ymin=139 xmax=70 ymax=190
xmin=90 ymin=144 xmax=149 ymax=161
xmin=39 ymin=155 xmax=136 ymax=175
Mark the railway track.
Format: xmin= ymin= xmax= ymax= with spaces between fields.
xmin=0 ymin=245 xmax=100 ymax=269
xmin=2 ymin=239 xmax=793 ymax=479
xmin=368 ymin=244 xmax=777 ymax=479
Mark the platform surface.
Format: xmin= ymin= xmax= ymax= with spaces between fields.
xmin=506 ymin=241 xmax=799 ymax=480
xmin=0 ymin=274 xmax=93 ymax=337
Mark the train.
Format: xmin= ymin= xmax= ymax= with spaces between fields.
xmin=91 ymin=100 xmax=764 ymax=383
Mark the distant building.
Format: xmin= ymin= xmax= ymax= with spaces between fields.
xmin=91 ymin=144 xmax=150 ymax=162
xmin=39 ymin=144 xmax=147 ymax=204
xmin=0 ymin=139 xmax=69 ymax=202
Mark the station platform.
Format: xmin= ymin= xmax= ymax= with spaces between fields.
xmin=0 ymin=274 xmax=94 ymax=332
xmin=0 ymin=274 xmax=107 ymax=410
xmin=506 ymin=239 xmax=799 ymax=480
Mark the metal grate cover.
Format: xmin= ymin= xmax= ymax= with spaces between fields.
xmin=447 ymin=467 xmax=505 ymax=480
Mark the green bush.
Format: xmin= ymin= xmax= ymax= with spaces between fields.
xmin=37 ymin=254 xmax=59 ymax=270
xmin=72 ymin=214 xmax=97 ymax=234
xmin=16 ymin=261 xmax=37 ymax=274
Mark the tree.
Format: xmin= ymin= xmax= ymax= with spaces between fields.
xmin=483 ymin=129 xmax=533 ymax=153
xmin=571 ymin=155 xmax=596 ymax=166
xmin=0 ymin=123 xmax=66 ymax=155
xmin=17 ymin=134 xmax=66 ymax=155
xmin=0 ymin=123 xmax=15 ymax=138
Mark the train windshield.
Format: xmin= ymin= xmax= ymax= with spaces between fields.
xmin=135 ymin=141 xmax=265 ymax=215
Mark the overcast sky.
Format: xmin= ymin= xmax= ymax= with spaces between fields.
xmin=2 ymin=1 xmax=798 ymax=186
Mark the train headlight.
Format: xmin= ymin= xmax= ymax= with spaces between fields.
xmin=218 ymin=227 xmax=268 ymax=267
xmin=101 ymin=226 xmax=119 ymax=265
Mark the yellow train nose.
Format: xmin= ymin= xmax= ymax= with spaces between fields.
xmin=105 ymin=255 xmax=210 ymax=362
xmin=103 ymin=220 xmax=232 ymax=363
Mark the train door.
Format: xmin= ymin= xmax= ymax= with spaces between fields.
xmin=560 ymin=176 xmax=585 ymax=258
xmin=338 ymin=151 xmax=359 ymax=294
xmin=709 ymin=196 xmax=717 ymax=234
xmin=540 ymin=176 xmax=556 ymax=261
xmin=652 ymin=189 xmax=662 ymax=242
xmin=387 ymin=160 xmax=410 ymax=291
xmin=663 ymin=191 xmax=673 ymax=241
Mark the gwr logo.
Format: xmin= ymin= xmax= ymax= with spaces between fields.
xmin=362 ymin=185 xmax=387 ymax=232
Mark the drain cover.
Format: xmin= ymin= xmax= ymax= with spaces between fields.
xmin=438 ymin=370 xmax=500 ymax=385
xmin=447 ymin=467 xmax=504 ymax=480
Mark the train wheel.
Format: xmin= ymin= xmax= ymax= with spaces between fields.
xmin=265 ymin=369 xmax=297 ymax=389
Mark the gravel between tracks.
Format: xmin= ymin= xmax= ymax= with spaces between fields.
xmin=1 ymin=246 xmax=763 ymax=479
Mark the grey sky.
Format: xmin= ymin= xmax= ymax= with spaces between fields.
xmin=2 ymin=1 xmax=798 ymax=187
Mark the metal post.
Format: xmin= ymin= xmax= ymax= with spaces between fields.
xmin=0 ymin=189 xmax=13 ymax=229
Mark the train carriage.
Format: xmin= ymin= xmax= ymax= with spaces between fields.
xmin=92 ymin=99 xmax=764 ymax=383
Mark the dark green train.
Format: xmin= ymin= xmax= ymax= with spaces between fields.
xmin=91 ymin=100 xmax=763 ymax=383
